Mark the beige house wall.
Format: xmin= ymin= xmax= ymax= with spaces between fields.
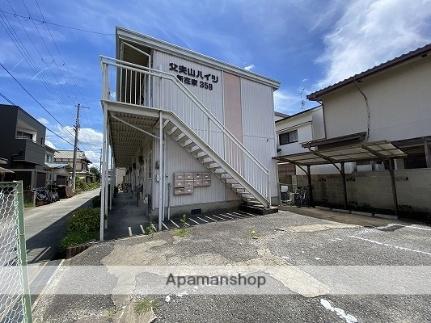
xmin=322 ymin=55 xmax=431 ymax=142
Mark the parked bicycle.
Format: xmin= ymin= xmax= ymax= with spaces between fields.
xmin=294 ymin=186 xmax=309 ymax=207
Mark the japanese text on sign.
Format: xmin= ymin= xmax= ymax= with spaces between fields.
xmin=169 ymin=62 xmax=218 ymax=91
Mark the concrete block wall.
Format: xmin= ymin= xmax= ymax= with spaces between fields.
xmin=297 ymin=168 xmax=431 ymax=214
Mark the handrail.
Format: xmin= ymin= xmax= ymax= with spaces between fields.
xmin=101 ymin=56 xmax=269 ymax=174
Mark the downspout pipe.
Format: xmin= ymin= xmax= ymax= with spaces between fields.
xmin=353 ymin=77 xmax=371 ymax=141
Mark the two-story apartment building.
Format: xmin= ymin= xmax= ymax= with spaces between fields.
xmin=99 ymin=27 xmax=280 ymax=238
xmin=0 ymin=105 xmax=47 ymax=189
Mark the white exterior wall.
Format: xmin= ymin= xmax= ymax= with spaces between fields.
xmin=149 ymin=50 xmax=278 ymax=208
xmin=152 ymin=50 xmax=225 ymax=157
xmin=322 ymin=55 xmax=431 ymax=141
xmin=152 ymin=135 xmax=236 ymax=209
xmin=241 ymin=79 xmax=278 ymax=198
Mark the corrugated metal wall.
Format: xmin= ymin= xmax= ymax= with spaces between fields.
xmin=152 ymin=51 xmax=225 ymax=157
xmin=240 ymin=79 xmax=278 ymax=197
xmin=152 ymin=135 xmax=236 ymax=208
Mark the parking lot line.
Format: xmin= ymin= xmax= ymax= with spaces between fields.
xmin=219 ymin=214 xmax=234 ymax=219
xmin=162 ymin=223 xmax=169 ymax=230
xmin=139 ymin=225 xmax=145 ymax=234
xmin=196 ymin=216 xmax=209 ymax=223
xmin=212 ymin=215 xmax=225 ymax=221
xmin=350 ymin=235 xmax=431 ymax=256
xmin=205 ymin=215 xmax=217 ymax=222
xmin=232 ymin=212 xmax=248 ymax=218
xmin=189 ymin=218 xmax=200 ymax=225
xmin=170 ymin=220 xmax=180 ymax=228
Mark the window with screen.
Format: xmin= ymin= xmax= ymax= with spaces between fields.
xmin=279 ymin=130 xmax=298 ymax=145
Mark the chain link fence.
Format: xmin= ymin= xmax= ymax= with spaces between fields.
xmin=0 ymin=182 xmax=32 ymax=322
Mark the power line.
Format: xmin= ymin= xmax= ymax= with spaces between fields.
xmin=0 ymin=90 xmax=75 ymax=147
xmin=0 ymin=61 xmax=75 ymax=139
xmin=0 ymin=9 xmax=114 ymax=36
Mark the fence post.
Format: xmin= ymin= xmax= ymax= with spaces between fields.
xmin=17 ymin=181 xmax=33 ymax=323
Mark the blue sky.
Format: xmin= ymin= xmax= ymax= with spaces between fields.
xmin=1 ymin=0 xmax=431 ymax=164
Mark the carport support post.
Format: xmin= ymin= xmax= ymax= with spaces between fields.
xmin=158 ymin=111 xmax=164 ymax=231
xmin=388 ymin=158 xmax=399 ymax=216
xmin=306 ymin=165 xmax=313 ymax=206
xmin=341 ymin=162 xmax=348 ymax=210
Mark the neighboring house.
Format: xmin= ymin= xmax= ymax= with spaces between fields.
xmin=54 ymin=150 xmax=93 ymax=183
xmin=275 ymin=106 xmax=329 ymax=183
xmin=274 ymin=111 xmax=288 ymax=122
xmin=275 ymin=43 xmax=431 ymax=215
xmin=99 ymin=27 xmax=280 ymax=235
xmin=307 ymin=43 xmax=431 ymax=170
xmin=45 ymin=145 xmax=70 ymax=186
xmin=0 ymin=105 xmax=47 ymax=189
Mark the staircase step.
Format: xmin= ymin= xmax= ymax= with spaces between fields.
xmin=181 ymin=139 xmax=194 ymax=148
xmin=175 ymin=133 xmax=186 ymax=141
xmin=167 ymin=126 xmax=178 ymax=135
xmin=207 ymin=163 xmax=219 ymax=169
xmin=195 ymin=151 xmax=207 ymax=158
xmin=190 ymin=145 xmax=200 ymax=153
xmin=214 ymin=169 xmax=226 ymax=174
xmin=202 ymin=157 xmax=213 ymax=164
xmin=163 ymin=120 xmax=170 ymax=128
xmin=240 ymin=204 xmax=278 ymax=215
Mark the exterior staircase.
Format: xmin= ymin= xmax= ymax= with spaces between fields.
xmin=162 ymin=112 xmax=273 ymax=210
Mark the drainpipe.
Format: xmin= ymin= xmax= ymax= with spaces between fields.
xmin=353 ymin=77 xmax=371 ymax=141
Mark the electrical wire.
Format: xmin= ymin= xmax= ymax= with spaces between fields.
xmin=0 ymin=62 xmax=75 ymax=139
xmin=0 ymin=8 xmax=114 ymax=36
xmin=0 ymin=90 xmax=75 ymax=147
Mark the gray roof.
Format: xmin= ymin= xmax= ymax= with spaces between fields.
xmin=308 ymin=42 xmax=431 ymax=100
xmin=54 ymin=150 xmax=91 ymax=163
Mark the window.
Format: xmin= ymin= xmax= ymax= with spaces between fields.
xmin=16 ymin=131 xmax=33 ymax=140
xmin=279 ymin=130 xmax=298 ymax=145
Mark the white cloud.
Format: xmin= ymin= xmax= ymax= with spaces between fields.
xmin=317 ymin=0 xmax=431 ymax=88
xmin=274 ymin=89 xmax=314 ymax=115
xmin=244 ymin=64 xmax=255 ymax=71
xmin=58 ymin=125 xmax=103 ymax=147
xmin=84 ymin=150 xmax=101 ymax=167
xmin=37 ymin=117 xmax=49 ymax=126
xmin=45 ymin=140 xmax=56 ymax=149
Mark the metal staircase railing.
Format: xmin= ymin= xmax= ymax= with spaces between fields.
xmin=101 ymin=56 xmax=271 ymax=207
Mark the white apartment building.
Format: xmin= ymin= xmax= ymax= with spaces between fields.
xmin=99 ymin=27 xmax=280 ymax=238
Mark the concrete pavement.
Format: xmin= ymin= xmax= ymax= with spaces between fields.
xmin=32 ymin=208 xmax=431 ymax=322
xmin=25 ymin=189 xmax=99 ymax=263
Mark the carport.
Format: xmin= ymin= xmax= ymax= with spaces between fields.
xmin=274 ymin=140 xmax=407 ymax=214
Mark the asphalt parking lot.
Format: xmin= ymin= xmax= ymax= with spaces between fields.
xmin=32 ymin=208 xmax=431 ymax=322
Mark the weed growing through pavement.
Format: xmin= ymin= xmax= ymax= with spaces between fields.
xmin=134 ymin=298 xmax=158 ymax=315
xmin=248 ymin=228 xmax=259 ymax=239
xmin=173 ymin=214 xmax=190 ymax=237
xmin=145 ymin=223 xmax=157 ymax=237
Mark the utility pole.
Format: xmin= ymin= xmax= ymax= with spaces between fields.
xmin=72 ymin=104 xmax=90 ymax=191
xmin=71 ymin=104 xmax=81 ymax=192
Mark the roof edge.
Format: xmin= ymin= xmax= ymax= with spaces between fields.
xmin=116 ymin=27 xmax=280 ymax=89
xmin=308 ymin=42 xmax=431 ymax=100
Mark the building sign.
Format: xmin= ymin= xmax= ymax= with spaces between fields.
xmin=169 ymin=63 xmax=218 ymax=91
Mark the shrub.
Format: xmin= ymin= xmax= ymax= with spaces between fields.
xmin=68 ymin=208 xmax=100 ymax=233
xmin=61 ymin=207 xmax=100 ymax=249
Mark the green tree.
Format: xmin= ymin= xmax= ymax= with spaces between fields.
xmin=90 ymin=166 xmax=101 ymax=181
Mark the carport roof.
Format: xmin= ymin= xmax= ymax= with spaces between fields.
xmin=274 ymin=140 xmax=406 ymax=166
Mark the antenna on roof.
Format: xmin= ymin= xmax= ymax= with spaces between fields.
xmin=300 ymin=87 xmax=305 ymax=111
